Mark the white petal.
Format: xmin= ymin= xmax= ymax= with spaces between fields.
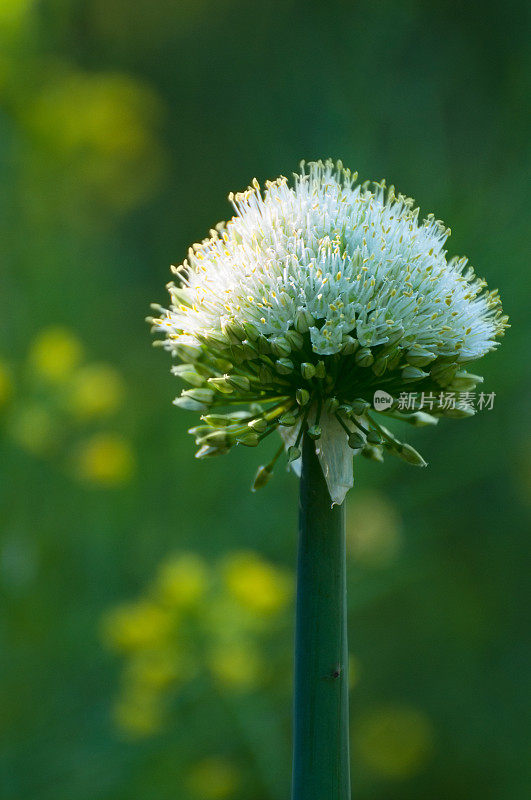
xmin=279 ymin=408 xmax=357 ymax=505
xmin=314 ymin=409 xmax=357 ymax=506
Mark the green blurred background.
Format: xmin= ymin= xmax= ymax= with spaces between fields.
xmin=1 ymin=1 xmax=530 ymax=798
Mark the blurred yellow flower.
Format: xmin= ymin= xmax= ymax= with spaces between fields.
xmin=113 ymin=689 xmax=163 ymax=737
xmin=125 ymin=650 xmax=180 ymax=690
xmin=346 ymin=491 xmax=402 ymax=567
xmin=209 ymin=641 xmax=263 ymax=690
xmin=155 ymin=553 xmax=208 ymax=608
xmin=185 ymin=756 xmax=240 ymax=800
xmin=354 ymin=703 xmax=434 ymax=779
xmin=8 ymin=403 xmax=54 ymax=455
xmin=28 ymin=327 xmax=83 ymax=383
xmin=74 ymin=433 xmax=135 ymax=486
xmin=66 ymin=364 xmax=125 ymax=419
xmin=23 ymin=70 xmax=165 ymax=210
xmin=0 ymin=359 xmax=13 ymax=408
xmin=222 ymin=552 xmax=292 ymax=616
xmin=102 ymin=601 xmax=172 ymax=651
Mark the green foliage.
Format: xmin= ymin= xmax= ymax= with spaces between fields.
xmin=0 ymin=1 xmax=529 ymax=799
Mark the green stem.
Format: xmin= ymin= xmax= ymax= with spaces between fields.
xmin=292 ymin=433 xmax=351 ymax=800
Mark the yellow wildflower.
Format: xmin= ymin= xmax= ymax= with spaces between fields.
xmin=67 ymin=364 xmax=125 ymax=419
xmin=346 ymin=491 xmax=402 ymax=567
xmin=113 ymin=689 xmax=163 ymax=737
xmin=28 ymin=327 xmax=83 ymax=382
xmin=74 ymin=433 xmax=135 ymax=486
xmin=185 ymin=756 xmax=240 ymax=800
xmin=155 ymin=553 xmax=208 ymax=608
xmin=222 ymin=552 xmax=292 ymax=616
xmin=209 ymin=641 xmax=263 ymax=690
xmin=102 ymin=601 xmax=172 ymax=651
xmin=354 ymin=704 xmax=434 ymax=778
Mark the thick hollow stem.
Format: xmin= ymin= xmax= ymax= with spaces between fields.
xmin=292 ymin=432 xmax=351 ymax=800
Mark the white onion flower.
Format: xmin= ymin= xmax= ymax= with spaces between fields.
xmin=150 ymin=160 xmax=507 ymax=504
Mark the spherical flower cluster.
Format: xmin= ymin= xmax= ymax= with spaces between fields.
xmin=150 ymin=160 xmax=507 ymax=503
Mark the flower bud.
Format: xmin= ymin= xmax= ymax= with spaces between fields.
xmin=182 ymin=388 xmax=215 ymax=404
xmin=237 ymin=430 xmax=260 ymax=447
xmin=294 ymin=308 xmax=315 ymax=334
xmin=348 ymin=432 xmax=366 ymax=450
xmin=171 ymin=365 xmax=205 ymax=387
xmin=195 ymin=444 xmax=229 ymax=459
xmin=279 ymin=412 xmax=297 ymax=426
xmin=285 ymin=330 xmax=304 ymax=351
xmin=301 ymin=362 xmax=316 ymax=380
xmin=372 ymin=354 xmax=389 ymax=376
xmin=350 ymin=398 xmax=369 ymax=416
xmin=449 ymin=371 xmax=484 ymax=391
xmin=276 ymin=358 xmax=294 ymax=374
xmin=314 ymin=361 xmax=326 ymax=379
xmin=252 ymin=464 xmax=272 ymax=491
xmin=401 ymin=365 xmax=429 ymax=382
xmin=406 ymin=347 xmax=437 ymax=367
xmin=341 ymin=335 xmax=359 ymax=355
xmin=287 ymin=445 xmax=301 ymax=463
xmin=227 ymin=374 xmax=251 ymax=392
xmin=296 ymin=388 xmax=310 ymax=406
xmin=307 ymin=424 xmax=322 ymax=440
xmin=248 ymin=418 xmax=267 ymax=432
xmin=173 ymin=396 xmax=209 ymax=412
xmin=207 ymin=377 xmax=234 ymax=394
xmin=270 ymin=337 xmax=291 ymax=357
xmin=258 ymin=365 xmax=274 ymax=384
xmin=396 ymin=442 xmax=427 ymax=466
xmin=355 ymin=347 xmax=374 ymax=367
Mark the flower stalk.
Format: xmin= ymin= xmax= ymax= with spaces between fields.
xmin=292 ymin=432 xmax=350 ymax=800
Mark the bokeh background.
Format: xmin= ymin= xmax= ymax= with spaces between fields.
xmin=1 ymin=1 xmax=530 ymax=798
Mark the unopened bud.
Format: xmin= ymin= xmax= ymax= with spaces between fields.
xmin=296 ymin=388 xmax=310 ymax=406
xmin=237 ymin=430 xmax=260 ymax=447
xmin=314 ymin=361 xmax=326 ymax=379
xmin=397 ymin=442 xmax=427 ymax=466
xmin=285 ymin=330 xmax=304 ymax=351
xmin=279 ymin=412 xmax=297 ymax=426
xmin=301 ymin=362 xmax=316 ymax=380
xmin=350 ymin=398 xmax=369 ymax=416
xmin=270 ymin=337 xmax=291 ymax=357
xmin=208 ymin=377 xmax=234 ymax=394
xmin=294 ymin=308 xmax=315 ymax=334
xmin=252 ymin=464 xmax=272 ymax=491
xmin=287 ymin=445 xmax=301 ymax=463
xmin=173 ymin=396 xmax=209 ymax=412
xmin=248 ymin=418 xmax=267 ymax=432
xmin=307 ymin=424 xmax=322 ymax=440
xmin=406 ymin=347 xmax=437 ymax=367
xmin=348 ymin=432 xmax=366 ymax=450
xmin=276 ymin=358 xmax=294 ymax=374
xmin=402 ymin=365 xmax=429 ymax=382
xmin=182 ymin=388 xmax=215 ymax=404
xmin=341 ymin=335 xmax=359 ymax=355
xmin=227 ymin=374 xmax=251 ymax=392
xmin=355 ymin=347 xmax=374 ymax=367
